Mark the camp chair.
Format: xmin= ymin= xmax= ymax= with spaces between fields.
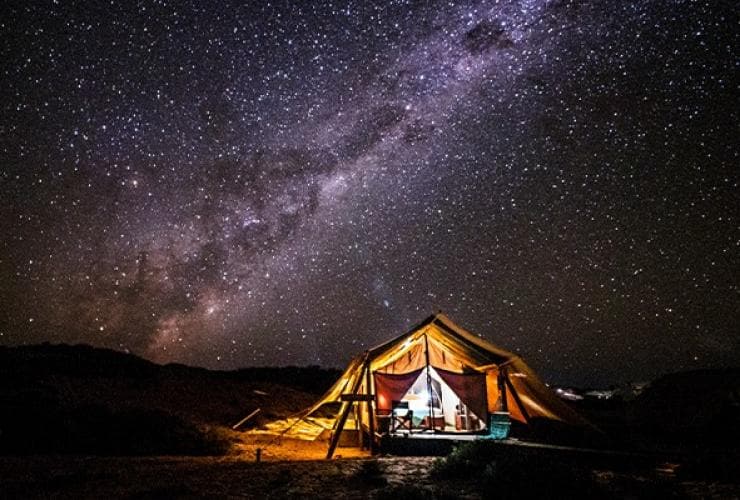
xmin=390 ymin=400 xmax=413 ymax=432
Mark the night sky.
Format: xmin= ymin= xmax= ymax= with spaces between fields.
xmin=1 ymin=1 xmax=737 ymax=386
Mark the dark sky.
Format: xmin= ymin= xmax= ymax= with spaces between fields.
xmin=1 ymin=0 xmax=737 ymax=386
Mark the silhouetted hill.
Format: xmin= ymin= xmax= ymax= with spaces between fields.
xmin=0 ymin=343 xmax=159 ymax=378
xmin=553 ymin=368 xmax=740 ymax=458
xmin=0 ymin=343 xmax=340 ymax=455
xmin=632 ymin=368 xmax=740 ymax=449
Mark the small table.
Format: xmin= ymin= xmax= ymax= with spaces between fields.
xmin=421 ymin=415 xmax=445 ymax=430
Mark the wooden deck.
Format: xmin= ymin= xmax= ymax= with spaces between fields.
xmin=384 ymin=430 xmax=481 ymax=440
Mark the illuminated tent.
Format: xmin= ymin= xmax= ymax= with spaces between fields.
xmin=253 ymin=313 xmax=591 ymax=456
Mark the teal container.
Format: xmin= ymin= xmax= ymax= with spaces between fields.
xmin=486 ymin=412 xmax=511 ymax=439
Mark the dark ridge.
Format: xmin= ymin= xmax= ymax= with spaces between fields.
xmin=632 ymin=368 xmax=740 ymax=449
xmin=0 ymin=343 xmax=340 ymax=456
xmin=0 ymin=343 xmax=340 ymax=390
xmin=0 ymin=343 xmax=159 ymax=378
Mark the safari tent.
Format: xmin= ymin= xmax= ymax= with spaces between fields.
xmin=254 ymin=313 xmax=591 ymax=457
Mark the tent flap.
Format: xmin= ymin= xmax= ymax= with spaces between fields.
xmin=374 ymin=369 xmax=424 ymax=412
xmin=435 ymin=367 xmax=488 ymax=423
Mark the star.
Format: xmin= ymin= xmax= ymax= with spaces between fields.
xmin=0 ymin=0 xmax=736 ymax=386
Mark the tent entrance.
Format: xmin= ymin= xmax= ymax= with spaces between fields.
xmin=375 ymin=367 xmax=487 ymax=434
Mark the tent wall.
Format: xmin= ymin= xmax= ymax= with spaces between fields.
xmin=505 ymin=359 xmax=591 ymax=426
xmin=485 ymin=370 xmax=528 ymax=423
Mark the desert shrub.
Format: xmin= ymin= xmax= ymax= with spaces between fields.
xmin=268 ymin=468 xmax=293 ymax=489
xmin=352 ymin=459 xmax=387 ymax=487
xmin=121 ymin=484 xmax=197 ymax=500
xmin=373 ymin=483 xmax=432 ymax=500
xmin=431 ymin=440 xmax=498 ymax=478
xmin=431 ymin=441 xmax=603 ymax=499
xmin=476 ymin=454 xmax=600 ymax=499
xmin=676 ymin=451 xmax=740 ymax=482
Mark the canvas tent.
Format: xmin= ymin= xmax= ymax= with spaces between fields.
xmin=253 ymin=313 xmax=591 ymax=457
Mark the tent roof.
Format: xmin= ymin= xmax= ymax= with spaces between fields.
xmin=367 ymin=312 xmax=519 ymax=374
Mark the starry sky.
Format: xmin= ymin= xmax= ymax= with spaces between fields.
xmin=1 ymin=0 xmax=737 ymax=386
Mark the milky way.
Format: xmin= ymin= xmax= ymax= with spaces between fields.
xmin=1 ymin=1 xmax=737 ymax=385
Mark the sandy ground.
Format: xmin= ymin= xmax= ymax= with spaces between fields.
xmin=0 ymin=454 xmax=449 ymax=499
xmin=234 ymin=434 xmax=370 ymax=461
xmin=1 ymin=438 xmax=737 ymax=500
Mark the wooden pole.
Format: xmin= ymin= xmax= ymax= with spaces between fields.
xmin=354 ymin=403 xmax=361 ymax=448
xmin=365 ymin=361 xmax=375 ymax=453
xmin=232 ymin=408 xmax=261 ymax=430
xmin=326 ymin=354 xmax=368 ymax=459
xmin=497 ymin=370 xmax=508 ymax=412
xmin=326 ymin=390 xmax=357 ymax=459
xmin=423 ymin=332 xmax=434 ymax=431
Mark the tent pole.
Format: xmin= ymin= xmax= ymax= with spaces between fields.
xmin=424 ymin=332 xmax=434 ymax=431
xmin=497 ymin=370 xmax=508 ymax=413
xmin=365 ymin=362 xmax=375 ymax=454
xmin=326 ymin=396 xmax=355 ymax=459
xmin=354 ymin=403 xmax=362 ymax=449
xmin=326 ymin=354 xmax=368 ymax=459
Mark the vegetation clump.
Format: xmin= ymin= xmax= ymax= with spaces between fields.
xmin=352 ymin=459 xmax=388 ymax=488
xmin=432 ymin=441 xmax=601 ymax=499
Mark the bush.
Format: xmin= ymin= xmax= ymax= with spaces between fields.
xmin=676 ymin=451 xmax=740 ymax=482
xmin=353 ymin=459 xmax=387 ymax=488
xmin=431 ymin=440 xmax=498 ymax=478
xmin=373 ymin=483 xmax=432 ymax=500
xmin=431 ymin=441 xmax=602 ymax=499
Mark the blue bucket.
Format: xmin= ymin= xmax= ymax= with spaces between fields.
xmin=486 ymin=412 xmax=511 ymax=439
